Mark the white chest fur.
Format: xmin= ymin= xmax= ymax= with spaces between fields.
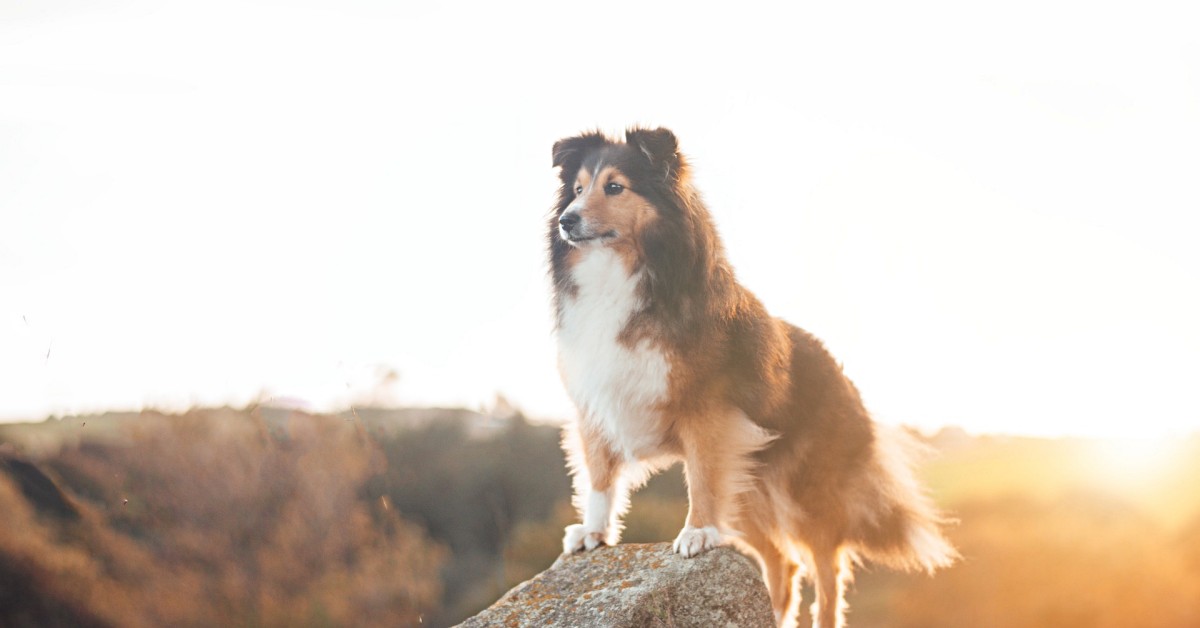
xmin=556 ymin=248 xmax=671 ymax=461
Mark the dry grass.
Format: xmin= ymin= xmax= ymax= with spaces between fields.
xmin=0 ymin=408 xmax=444 ymax=627
xmin=4 ymin=411 xmax=1199 ymax=627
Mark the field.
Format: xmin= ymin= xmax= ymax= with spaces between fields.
xmin=2 ymin=407 xmax=1198 ymax=627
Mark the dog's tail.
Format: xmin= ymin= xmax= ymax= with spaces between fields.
xmin=850 ymin=425 xmax=958 ymax=574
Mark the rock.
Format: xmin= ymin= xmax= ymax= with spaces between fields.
xmin=455 ymin=543 xmax=775 ymax=628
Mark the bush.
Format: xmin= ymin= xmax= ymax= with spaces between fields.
xmin=1 ymin=409 xmax=445 ymax=627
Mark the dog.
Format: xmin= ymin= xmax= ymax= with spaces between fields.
xmin=547 ymin=127 xmax=956 ymax=628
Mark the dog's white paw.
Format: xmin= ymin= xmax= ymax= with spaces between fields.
xmin=563 ymin=524 xmax=608 ymax=554
xmin=672 ymin=525 xmax=722 ymax=558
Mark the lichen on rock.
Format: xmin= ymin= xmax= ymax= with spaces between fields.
xmin=455 ymin=543 xmax=774 ymax=628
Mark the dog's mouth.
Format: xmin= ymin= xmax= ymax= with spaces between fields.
xmin=562 ymin=229 xmax=618 ymax=245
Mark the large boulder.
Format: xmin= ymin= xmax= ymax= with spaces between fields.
xmin=456 ymin=543 xmax=775 ymax=627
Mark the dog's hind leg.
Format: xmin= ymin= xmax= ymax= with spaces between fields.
xmin=741 ymin=523 xmax=804 ymax=628
xmin=808 ymin=544 xmax=850 ymax=628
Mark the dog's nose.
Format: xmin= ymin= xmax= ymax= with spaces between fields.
xmin=559 ymin=211 xmax=581 ymax=232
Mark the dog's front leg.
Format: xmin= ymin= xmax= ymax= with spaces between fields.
xmin=673 ymin=435 xmax=725 ymax=558
xmin=563 ymin=427 xmax=623 ymax=553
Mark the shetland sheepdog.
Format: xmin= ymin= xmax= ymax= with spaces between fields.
xmin=547 ymin=127 xmax=956 ymax=628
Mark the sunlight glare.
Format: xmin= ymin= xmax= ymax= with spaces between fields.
xmin=1085 ymin=437 xmax=1184 ymax=490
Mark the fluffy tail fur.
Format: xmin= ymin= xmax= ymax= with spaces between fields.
xmin=852 ymin=425 xmax=958 ymax=573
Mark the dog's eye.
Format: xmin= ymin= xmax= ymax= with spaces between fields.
xmin=604 ymin=182 xmax=624 ymax=195
xmin=574 ymin=185 xmax=583 ymax=195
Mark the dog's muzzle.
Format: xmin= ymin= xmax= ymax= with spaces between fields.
xmin=559 ymin=210 xmax=581 ymax=235
xmin=559 ymin=210 xmax=615 ymax=243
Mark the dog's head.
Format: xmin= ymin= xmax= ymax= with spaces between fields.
xmin=550 ymin=127 xmax=686 ymax=250
xmin=548 ymin=128 xmax=722 ymax=318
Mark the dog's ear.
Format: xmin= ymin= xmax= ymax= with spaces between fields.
xmin=626 ymin=127 xmax=680 ymax=179
xmin=552 ymin=132 xmax=606 ymax=177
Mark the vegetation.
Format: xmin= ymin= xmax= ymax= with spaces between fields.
xmin=0 ymin=408 xmax=444 ymax=627
xmin=2 ymin=408 xmax=1198 ymax=627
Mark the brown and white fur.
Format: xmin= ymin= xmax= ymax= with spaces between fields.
xmin=548 ymin=128 xmax=956 ymax=628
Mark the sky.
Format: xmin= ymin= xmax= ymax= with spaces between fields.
xmin=2 ymin=0 xmax=1198 ymax=438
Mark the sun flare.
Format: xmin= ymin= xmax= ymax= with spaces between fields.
xmin=1085 ymin=437 xmax=1185 ymax=488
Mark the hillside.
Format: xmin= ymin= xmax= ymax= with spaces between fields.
xmin=2 ymin=407 xmax=1199 ymax=627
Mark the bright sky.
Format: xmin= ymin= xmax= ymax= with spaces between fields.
xmin=2 ymin=0 xmax=1198 ymax=438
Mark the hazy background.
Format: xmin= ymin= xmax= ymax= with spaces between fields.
xmin=3 ymin=4 xmax=1200 ymax=626
xmin=3 ymin=0 xmax=1199 ymax=438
